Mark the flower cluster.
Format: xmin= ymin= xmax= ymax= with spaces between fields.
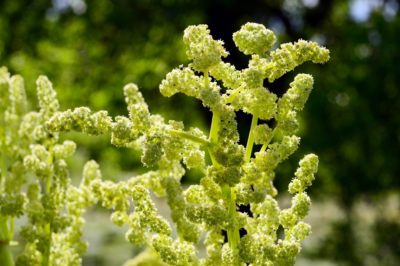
xmin=0 ymin=22 xmax=329 ymax=266
xmin=0 ymin=69 xmax=99 ymax=265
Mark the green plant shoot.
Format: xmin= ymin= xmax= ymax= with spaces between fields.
xmin=0 ymin=22 xmax=329 ymax=265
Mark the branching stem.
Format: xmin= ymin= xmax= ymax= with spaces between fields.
xmin=168 ymin=129 xmax=210 ymax=147
xmin=260 ymin=127 xmax=277 ymax=152
xmin=205 ymin=69 xmax=240 ymax=263
xmin=245 ymin=115 xmax=258 ymax=162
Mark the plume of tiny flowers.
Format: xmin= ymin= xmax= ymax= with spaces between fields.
xmin=0 ymin=67 xmax=110 ymax=265
xmin=42 ymin=21 xmax=329 ymax=266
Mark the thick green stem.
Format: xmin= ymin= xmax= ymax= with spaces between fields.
xmin=0 ymin=244 xmax=14 ymax=266
xmin=245 ymin=115 xmax=258 ymax=162
xmin=209 ymin=113 xmax=240 ymax=257
xmin=0 ymin=217 xmax=14 ymax=266
xmin=205 ymin=70 xmax=239 ymax=262
xmin=42 ymin=144 xmax=54 ymax=266
xmin=42 ymin=223 xmax=51 ymax=266
xmin=222 ymin=185 xmax=240 ymax=259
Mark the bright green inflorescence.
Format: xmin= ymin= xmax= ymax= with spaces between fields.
xmin=0 ymin=22 xmax=329 ymax=266
xmin=233 ymin=22 xmax=277 ymax=56
xmin=0 ymin=68 xmax=99 ymax=266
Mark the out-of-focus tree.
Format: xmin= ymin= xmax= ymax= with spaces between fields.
xmin=0 ymin=0 xmax=209 ymax=176
xmin=0 ymin=0 xmax=207 ymax=117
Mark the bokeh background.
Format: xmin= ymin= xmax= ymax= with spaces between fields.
xmin=1 ymin=0 xmax=399 ymax=265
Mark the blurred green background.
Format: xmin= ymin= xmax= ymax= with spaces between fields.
xmin=1 ymin=0 xmax=399 ymax=265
